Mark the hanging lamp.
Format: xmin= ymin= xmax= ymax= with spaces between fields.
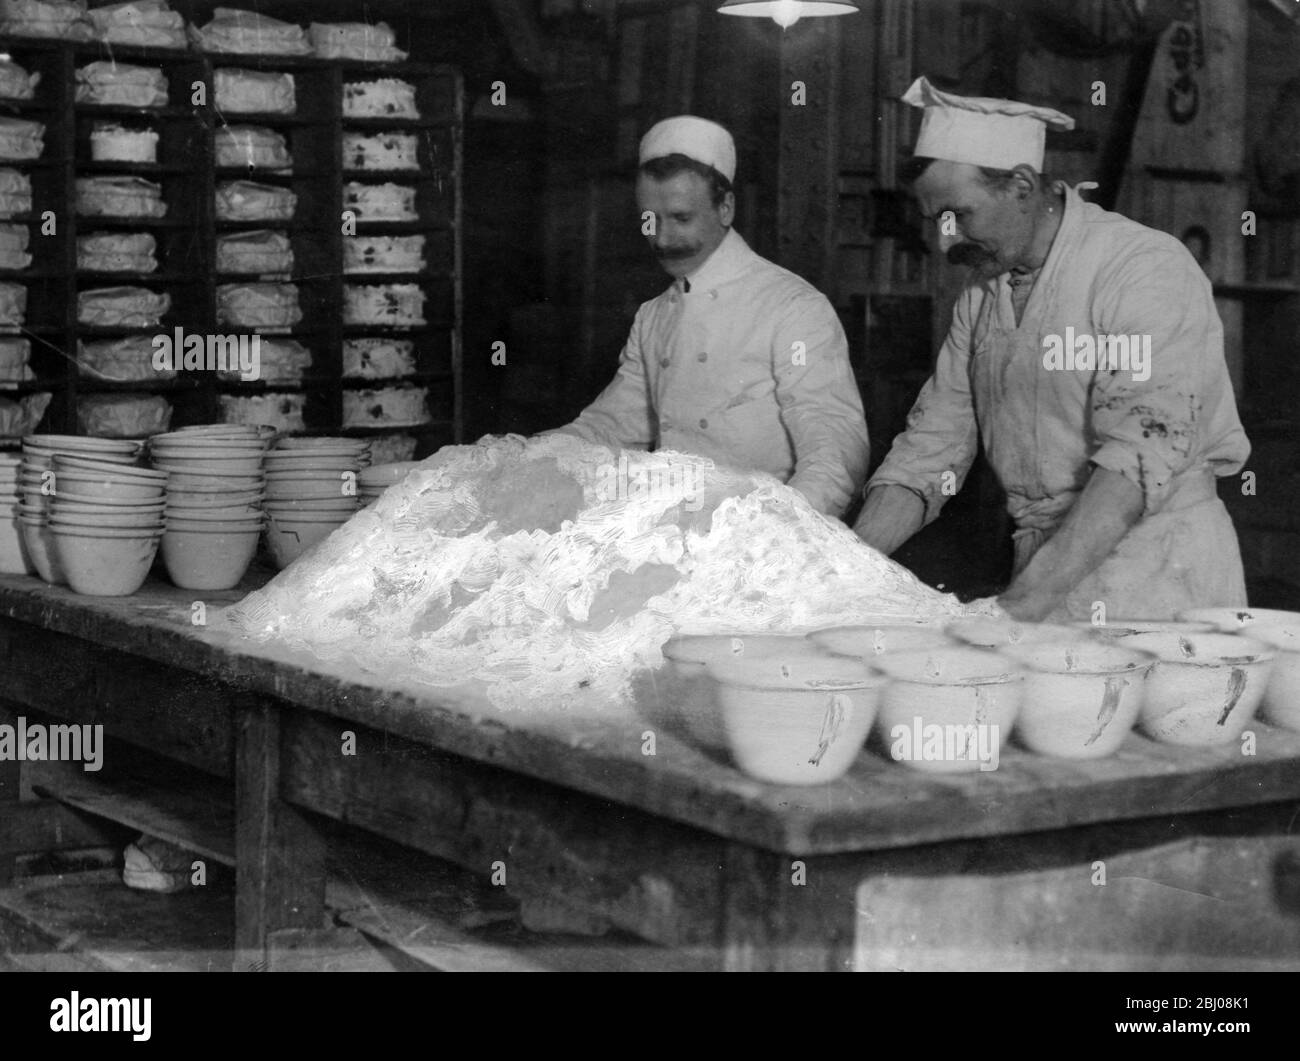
xmin=717 ymin=1 xmax=861 ymax=31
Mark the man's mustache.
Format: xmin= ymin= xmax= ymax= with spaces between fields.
xmin=655 ymin=245 xmax=699 ymax=261
xmin=946 ymin=242 xmax=995 ymax=267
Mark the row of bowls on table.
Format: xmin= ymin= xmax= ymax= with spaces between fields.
xmin=652 ymin=610 xmax=1300 ymax=786
xmin=259 ymin=437 xmax=372 ymax=569
xmin=5 ymin=429 xmax=400 ymax=595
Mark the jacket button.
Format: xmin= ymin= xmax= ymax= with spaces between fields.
xmin=660 ymin=357 xmax=670 ymax=368
xmin=697 ymin=352 xmax=708 ymax=362
xmin=699 ymin=418 xmax=708 ymax=429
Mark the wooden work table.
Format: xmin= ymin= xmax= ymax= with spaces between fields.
xmin=1 ymin=568 xmax=1299 ymax=971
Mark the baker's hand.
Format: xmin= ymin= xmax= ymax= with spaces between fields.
xmin=997 ymin=468 xmax=1144 ymax=624
xmin=852 ymin=484 xmax=925 ymax=556
xmin=996 ymin=587 xmax=1063 ymax=623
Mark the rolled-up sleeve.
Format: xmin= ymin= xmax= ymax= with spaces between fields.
xmin=1088 ymin=246 xmax=1219 ymax=514
xmin=772 ymin=290 xmax=871 ymax=518
xmin=547 ymin=311 xmax=655 ymax=451
xmin=867 ymin=290 xmax=980 ymax=525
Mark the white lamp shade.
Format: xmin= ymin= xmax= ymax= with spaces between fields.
xmin=719 ymin=0 xmax=861 ymax=29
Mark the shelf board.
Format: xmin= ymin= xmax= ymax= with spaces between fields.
xmin=341 ymin=269 xmax=438 ymax=283
xmin=74 ymin=104 xmax=194 ymax=120
xmin=74 ymin=215 xmax=190 ymax=228
xmin=3 ymin=325 xmax=62 ymax=337
xmin=74 ymin=377 xmax=204 ymax=393
xmin=210 ymin=111 xmax=329 ymax=127
xmin=0 ymin=379 xmax=59 ymax=394
xmin=212 ymin=327 xmax=330 ymax=338
xmin=75 ymin=160 xmax=196 ymax=176
xmin=212 ymin=166 xmax=319 ymax=179
xmin=71 ymin=41 xmax=199 ymax=65
xmin=202 ymin=54 xmax=442 ymax=76
xmin=341 ymin=167 xmax=423 ymax=179
xmin=214 ymin=271 xmax=294 ymax=281
xmin=216 ymin=377 xmax=320 ymax=391
xmin=214 ymin=220 xmax=319 ymax=232
xmin=340 ymin=324 xmax=441 ymax=336
xmin=353 ymin=220 xmax=454 ymax=233
xmin=74 ymin=326 xmax=170 ymax=338
xmin=0 ymin=98 xmax=51 ymax=116
xmin=342 ymin=117 xmax=455 ymax=131
xmin=340 ymin=418 xmax=451 ymax=435
xmin=0 ymin=158 xmax=59 ymax=169
xmin=342 ymin=371 xmax=452 ymax=387
xmin=75 ymin=271 xmax=201 ymax=284
xmin=199 ymin=51 xmax=331 ymax=71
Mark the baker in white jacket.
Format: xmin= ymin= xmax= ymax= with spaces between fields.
xmin=855 ymin=78 xmax=1251 ymax=622
xmin=550 ymin=116 xmax=870 ymax=519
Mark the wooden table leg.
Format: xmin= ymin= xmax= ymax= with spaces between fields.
xmin=721 ymin=845 xmax=856 ymax=972
xmin=234 ymin=700 xmax=325 ymax=972
xmin=0 ymin=702 xmax=23 ymax=886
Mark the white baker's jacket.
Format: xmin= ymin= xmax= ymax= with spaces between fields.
xmin=869 ymin=182 xmax=1252 ymax=620
xmin=553 ymin=229 xmax=870 ymax=518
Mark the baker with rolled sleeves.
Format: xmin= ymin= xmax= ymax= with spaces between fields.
xmin=549 ymin=116 xmax=871 ymax=519
xmin=853 ymin=78 xmax=1252 ymax=622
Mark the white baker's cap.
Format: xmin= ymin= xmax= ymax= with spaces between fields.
xmin=902 ymin=76 xmax=1074 ymax=171
xmin=639 ymin=116 xmax=736 ymax=183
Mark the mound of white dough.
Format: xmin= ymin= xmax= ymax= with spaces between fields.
xmin=227 ymin=433 xmax=996 ymax=710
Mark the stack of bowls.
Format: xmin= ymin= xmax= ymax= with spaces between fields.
xmin=358 ymin=460 xmax=421 ymax=506
xmin=47 ymin=454 xmax=167 ymax=596
xmin=263 ymin=437 xmax=370 ymax=569
xmin=148 ymin=426 xmax=270 ymax=591
xmin=0 ymin=452 xmax=23 ymax=573
xmin=18 ymin=434 xmax=144 ymax=584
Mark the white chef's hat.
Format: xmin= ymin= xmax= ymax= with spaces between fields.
xmin=902 ymin=77 xmax=1074 ymax=171
xmin=639 ymin=116 xmax=736 ymax=183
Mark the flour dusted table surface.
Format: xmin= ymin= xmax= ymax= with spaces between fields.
xmin=0 ymin=570 xmax=1298 ymax=970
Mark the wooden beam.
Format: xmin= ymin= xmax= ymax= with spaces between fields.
xmin=31 ymin=770 xmax=235 ymax=867
xmin=234 ymin=703 xmax=326 ymax=973
xmin=281 ymin=709 xmax=728 ymax=953
xmin=0 ymin=800 xmax=123 ymax=860
xmin=0 ymin=704 xmax=19 ymax=886
xmin=330 ymin=879 xmax=548 ymax=973
xmin=0 ymin=619 xmax=235 ymax=777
